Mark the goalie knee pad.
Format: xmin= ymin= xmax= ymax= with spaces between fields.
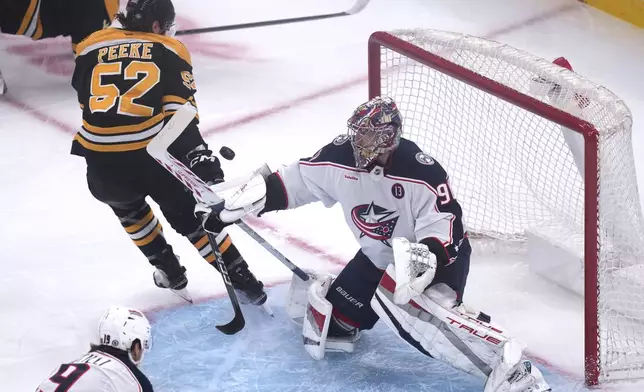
xmin=302 ymin=276 xmax=359 ymax=360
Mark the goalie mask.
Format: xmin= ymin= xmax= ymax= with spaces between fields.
xmin=347 ymin=96 xmax=402 ymax=168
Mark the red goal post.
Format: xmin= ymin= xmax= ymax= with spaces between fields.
xmin=367 ymin=29 xmax=642 ymax=386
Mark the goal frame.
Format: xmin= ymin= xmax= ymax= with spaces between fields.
xmin=367 ymin=30 xmax=601 ymax=386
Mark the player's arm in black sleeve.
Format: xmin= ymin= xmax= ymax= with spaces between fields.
xmin=161 ymin=43 xmax=223 ymax=184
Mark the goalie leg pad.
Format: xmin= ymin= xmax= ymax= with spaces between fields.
xmin=371 ymin=264 xmax=512 ymax=379
xmin=287 ymin=269 xmax=326 ymax=324
xmin=303 ymin=275 xmax=334 ymax=360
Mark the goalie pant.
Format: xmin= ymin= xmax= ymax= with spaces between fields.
xmin=0 ymin=0 xmax=118 ymax=53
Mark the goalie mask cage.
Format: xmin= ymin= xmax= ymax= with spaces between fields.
xmin=367 ymin=30 xmax=644 ymax=386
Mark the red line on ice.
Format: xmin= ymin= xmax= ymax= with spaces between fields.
xmin=2 ymin=3 xmax=586 ymax=383
xmin=1 ymin=95 xmax=75 ymax=134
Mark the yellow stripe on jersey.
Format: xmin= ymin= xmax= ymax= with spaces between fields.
xmin=162 ymin=95 xmax=188 ymax=104
xmin=17 ymin=0 xmax=39 ymax=35
xmin=162 ymin=95 xmax=199 ymax=119
xmin=76 ymin=28 xmax=192 ymax=66
xmin=73 ymin=134 xmax=153 ymax=152
xmin=82 ymin=113 xmax=164 ymax=135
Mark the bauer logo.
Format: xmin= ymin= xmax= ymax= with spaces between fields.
xmin=333 ymin=134 xmax=349 ymax=145
xmin=415 ymin=152 xmax=434 ymax=165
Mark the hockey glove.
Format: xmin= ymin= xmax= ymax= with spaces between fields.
xmin=195 ymin=201 xmax=228 ymax=234
xmin=186 ymin=144 xmax=225 ymax=185
xmin=392 ymin=238 xmax=437 ymax=305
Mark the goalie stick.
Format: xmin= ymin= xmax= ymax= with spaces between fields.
xmin=237 ymin=221 xmax=309 ymax=282
xmin=176 ymin=0 xmax=370 ymax=36
xmin=146 ymin=104 xmax=244 ymax=335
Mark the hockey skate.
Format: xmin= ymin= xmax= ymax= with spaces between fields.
xmin=326 ymin=315 xmax=361 ymax=353
xmin=151 ymin=249 xmax=192 ymax=303
xmin=485 ymin=339 xmax=551 ymax=392
xmin=227 ymin=256 xmax=268 ymax=307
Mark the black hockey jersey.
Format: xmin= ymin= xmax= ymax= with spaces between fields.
xmin=71 ymin=27 xmax=203 ymax=159
xmin=0 ymin=0 xmax=118 ymax=51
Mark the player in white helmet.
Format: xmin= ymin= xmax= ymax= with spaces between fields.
xmin=201 ymin=96 xmax=552 ymax=391
xmin=35 ymin=306 xmax=154 ymax=392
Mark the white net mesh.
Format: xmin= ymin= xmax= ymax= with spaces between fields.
xmin=373 ymin=29 xmax=644 ymax=382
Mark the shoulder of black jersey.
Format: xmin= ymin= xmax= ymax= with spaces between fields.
xmin=386 ymin=138 xmax=448 ymax=187
xmin=75 ymin=28 xmax=192 ymax=66
xmin=95 ymin=346 xmax=154 ymax=391
xmin=300 ymin=134 xmax=356 ymax=168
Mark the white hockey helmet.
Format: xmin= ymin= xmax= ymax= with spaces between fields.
xmin=98 ymin=306 xmax=152 ymax=365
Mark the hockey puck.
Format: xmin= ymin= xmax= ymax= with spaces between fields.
xmin=219 ymin=146 xmax=235 ymax=160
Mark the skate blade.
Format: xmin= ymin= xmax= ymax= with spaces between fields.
xmin=172 ymin=287 xmax=193 ymax=303
xmin=261 ymin=302 xmax=274 ymax=317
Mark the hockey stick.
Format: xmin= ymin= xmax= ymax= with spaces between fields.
xmin=236 ymin=220 xmax=310 ymax=282
xmin=176 ymin=0 xmax=370 ymax=36
xmin=213 ymin=149 xmax=311 ymax=282
xmin=146 ymin=104 xmax=245 ymax=335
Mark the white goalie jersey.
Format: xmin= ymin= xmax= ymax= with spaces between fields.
xmin=35 ymin=347 xmax=153 ymax=392
xmin=275 ymin=135 xmax=468 ymax=270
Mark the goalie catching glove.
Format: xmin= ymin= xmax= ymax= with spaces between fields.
xmin=194 ymin=164 xmax=270 ymax=233
xmin=392 ymin=238 xmax=438 ymax=305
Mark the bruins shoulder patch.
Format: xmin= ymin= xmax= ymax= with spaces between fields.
xmin=333 ymin=134 xmax=350 ymax=145
xmin=415 ymin=152 xmax=435 ymax=165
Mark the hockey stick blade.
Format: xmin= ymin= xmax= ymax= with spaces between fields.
xmin=205 ymin=231 xmax=246 ymax=335
xmin=346 ymin=0 xmax=370 ymax=14
xmin=176 ymin=0 xmax=371 ymax=36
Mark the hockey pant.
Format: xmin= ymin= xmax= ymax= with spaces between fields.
xmin=85 ymin=156 xmax=243 ymax=270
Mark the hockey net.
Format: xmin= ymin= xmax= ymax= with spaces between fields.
xmin=368 ymin=30 xmax=644 ymax=385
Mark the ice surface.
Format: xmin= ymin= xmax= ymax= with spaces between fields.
xmin=143 ymin=284 xmax=589 ymax=392
xmin=2 ymin=0 xmax=644 ymax=390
